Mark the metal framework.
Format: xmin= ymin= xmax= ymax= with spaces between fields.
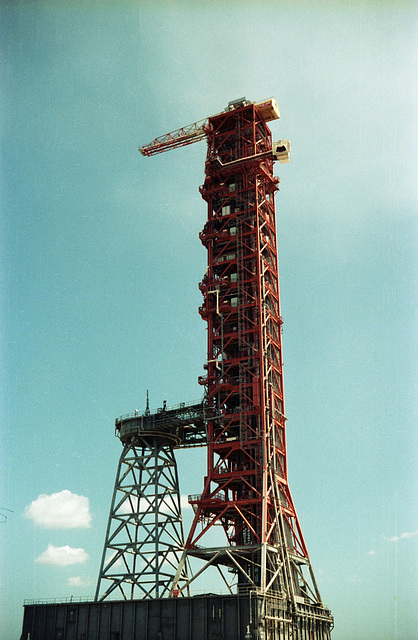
xmin=95 ymin=430 xmax=189 ymax=601
xmin=168 ymin=101 xmax=333 ymax=637
xmin=139 ymin=118 xmax=208 ymax=156
xmin=95 ymin=98 xmax=333 ymax=638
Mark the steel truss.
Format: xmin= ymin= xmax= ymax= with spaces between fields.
xmin=169 ymin=102 xmax=333 ymax=636
xmin=95 ymin=433 xmax=189 ymax=601
xmin=95 ymin=98 xmax=332 ymax=638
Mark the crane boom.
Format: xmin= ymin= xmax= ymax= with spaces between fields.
xmin=139 ymin=118 xmax=208 ymax=156
xmin=139 ymin=97 xmax=282 ymax=157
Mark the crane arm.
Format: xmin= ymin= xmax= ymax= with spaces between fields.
xmin=139 ymin=118 xmax=208 ymax=156
xmin=139 ymin=98 xmax=282 ymax=157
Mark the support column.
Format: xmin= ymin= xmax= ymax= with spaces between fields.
xmin=95 ymin=433 xmax=189 ymax=601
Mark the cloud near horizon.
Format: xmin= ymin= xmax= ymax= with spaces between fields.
xmin=367 ymin=531 xmax=418 ymax=556
xmin=36 ymin=544 xmax=89 ymax=567
xmin=68 ymin=576 xmax=93 ymax=587
xmin=120 ymin=494 xmax=192 ymax=515
xmin=388 ymin=530 xmax=418 ymax=543
xmin=24 ymin=490 xmax=92 ymax=529
xmin=180 ymin=495 xmax=192 ymax=510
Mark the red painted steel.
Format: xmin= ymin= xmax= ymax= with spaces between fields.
xmin=139 ymin=118 xmax=208 ymax=156
xmin=185 ymin=103 xmax=309 ymax=587
xmin=135 ymin=100 xmax=332 ymax=633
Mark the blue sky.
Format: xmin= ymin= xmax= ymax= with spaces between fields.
xmin=1 ymin=1 xmax=417 ymax=638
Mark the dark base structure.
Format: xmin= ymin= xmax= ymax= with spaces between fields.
xmin=22 ymin=594 xmax=332 ymax=640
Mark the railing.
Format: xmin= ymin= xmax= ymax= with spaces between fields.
xmin=24 ymin=587 xmax=248 ymax=606
xmin=188 ymin=491 xmax=227 ymax=503
xmin=24 ymin=596 xmax=97 ymax=605
xmin=116 ymin=398 xmax=205 ymax=423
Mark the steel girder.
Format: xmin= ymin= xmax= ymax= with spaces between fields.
xmin=95 ymin=435 xmax=189 ymax=601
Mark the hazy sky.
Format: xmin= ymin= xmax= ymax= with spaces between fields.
xmin=1 ymin=1 xmax=417 ymax=638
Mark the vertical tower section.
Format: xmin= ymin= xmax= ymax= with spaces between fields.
xmin=95 ymin=433 xmax=189 ymax=601
xmin=180 ymin=101 xmax=329 ymax=626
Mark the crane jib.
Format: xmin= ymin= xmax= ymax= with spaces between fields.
xmin=139 ymin=119 xmax=208 ymax=156
xmin=138 ymin=97 xmax=281 ymax=157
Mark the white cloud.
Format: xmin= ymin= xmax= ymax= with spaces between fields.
xmin=367 ymin=549 xmax=376 ymax=556
xmin=400 ymin=531 xmax=418 ymax=539
xmin=105 ymin=551 xmax=123 ymax=568
xmin=68 ymin=576 xmax=93 ymax=587
xmin=119 ymin=494 xmax=191 ymax=515
xmin=389 ymin=530 xmax=418 ymax=543
xmin=180 ymin=495 xmax=192 ymax=510
xmin=36 ymin=544 xmax=89 ymax=567
xmin=24 ymin=490 xmax=92 ymax=529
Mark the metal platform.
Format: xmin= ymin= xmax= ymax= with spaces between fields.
xmin=115 ymin=400 xmax=208 ymax=447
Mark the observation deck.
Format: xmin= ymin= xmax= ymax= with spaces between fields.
xmin=115 ymin=399 xmax=208 ymax=447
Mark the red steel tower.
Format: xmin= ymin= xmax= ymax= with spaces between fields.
xmin=125 ymin=97 xmax=333 ymax=636
xmin=166 ymin=100 xmax=331 ymax=632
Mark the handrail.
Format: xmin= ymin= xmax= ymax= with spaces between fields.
xmin=116 ymin=398 xmax=205 ymax=423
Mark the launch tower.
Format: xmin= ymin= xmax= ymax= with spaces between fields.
xmin=22 ymin=98 xmax=333 ymax=640
xmin=96 ymin=98 xmax=333 ymax=638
